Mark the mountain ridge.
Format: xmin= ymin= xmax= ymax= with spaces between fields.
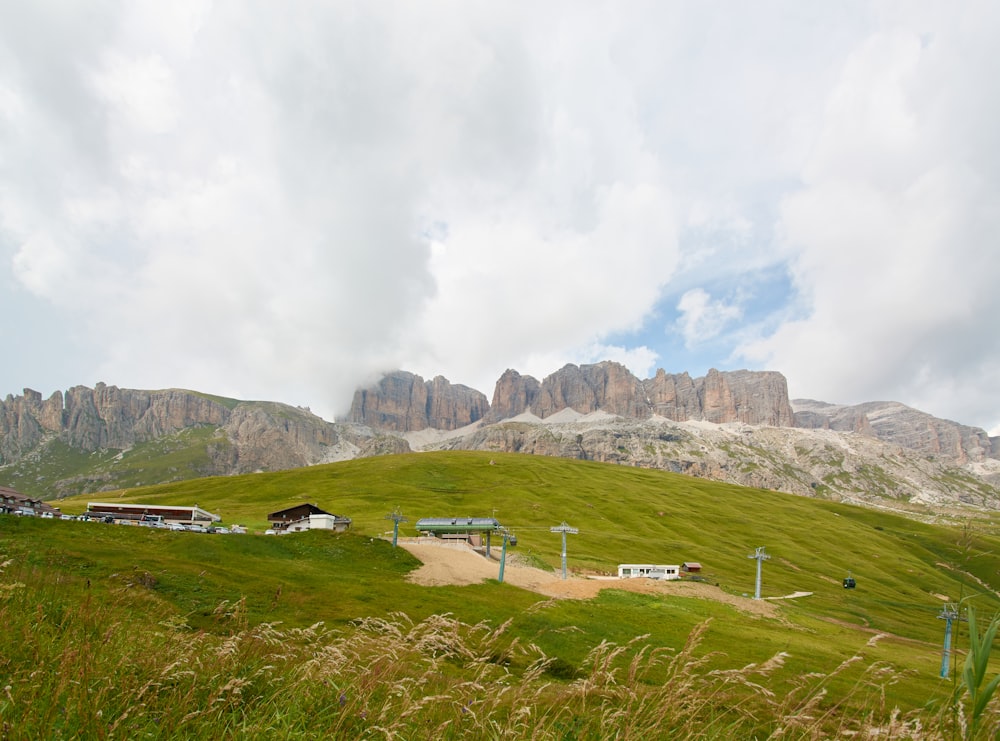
xmin=349 ymin=362 xmax=998 ymax=464
xmin=2 ymin=363 xmax=998 ymax=512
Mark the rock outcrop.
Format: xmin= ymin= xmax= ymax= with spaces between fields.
xmin=431 ymin=413 xmax=1000 ymax=509
xmin=484 ymin=369 xmax=541 ymax=422
xmin=57 ymin=383 xmax=232 ymax=452
xmin=3 ymin=363 xmax=998 ymax=510
xmin=531 ymin=362 xmax=650 ymax=419
xmin=0 ymin=384 xmax=398 ymax=495
xmin=643 ymin=370 xmax=701 ymax=421
xmin=793 ymin=399 xmax=994 ymax=463
xmin=223 ymin=402 xmax=340 ymax=473
xmin=348 ymin=371 xmax=489 ymax=432
xmin=481 ymin=362 xmax=795 ymax=427
xmin=0 ymin=395 xmax=43 ymax=463
xmin=425 ymin=376 xmax=490 ymax=431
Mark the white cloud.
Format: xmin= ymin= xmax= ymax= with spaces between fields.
xmin=675 ymin=289 xmax=743 ymax=348
xmin=91 ymin=52 xmax=181 ymax=134
xmin=739 ymin=5 xmax=1000 ymax=431
xmin=11 ymin=231 xmax=78 ymax=298
xmin=0 ymin=1 xmax=998 ymax=435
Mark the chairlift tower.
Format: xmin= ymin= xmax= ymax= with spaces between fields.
xmin=384 ymin=510 xmax=408 ymax=547
xmin=938 ymin=603 xmax=966 ymax=678
xmin=497 ymin=528 xmax=516 ymax=583
xmin=550 ymin=522 xmax=579 ymax=580
xmin=747 ymin=546 xmax=770 ymax=600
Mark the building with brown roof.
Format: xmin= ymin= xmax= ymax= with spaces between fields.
xmin=267 ymin=503 xmax=352 ymax=533
xmin=0 ymin=486 xmax=61 ymax=517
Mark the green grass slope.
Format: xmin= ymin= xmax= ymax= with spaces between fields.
xmin=0 ymin=426 xmax=229 ymax=499
xmin=50 ymin=451 xmax=1000 ymax=661
xmin=55 ymin=451 xmax=1000 ymax=615
xmin=5 ymin=451 xmax=1000 ymax=736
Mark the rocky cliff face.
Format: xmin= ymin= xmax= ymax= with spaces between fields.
xmin=793 ymin=399 xmax=995 ymax=463
xmin=484 ymin=369 xmax=541 ymax=422
xmin=0 ymin=397 xmax=38 ymax=463
xmin=356 ymin=362 xmax=992 ymax=465
xmin=528 ymin=362 xmax=648 ymax=418
xmin=426 ymin=376 xmax=491 ymax=431
xmin=437 ymin=414 xmax=999 ymax=509
xmin=348 ymin=371 xmax=489 ymax=432
xmin=0 ymin=383 xmax=240 ymax=458
xmin=58 ymin=383 xmax=232 ymax=451
xmin=486 ymin=362 xmax=794 ymax=426
xmin=0 ymin=384 xmax=405 ymax=495
xmin=4 ymin=363 xmax=998 ymax=511
xmin=221 ymin=403 xmax=343 ymax=472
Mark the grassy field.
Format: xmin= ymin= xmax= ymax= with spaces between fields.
xmin=4 ymin=450 xmax=1000 ymax=737
xmin=0 ymin=426 xmax=228 ymax=499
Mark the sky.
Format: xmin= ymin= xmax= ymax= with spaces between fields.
xmin=1 ymin=2 xmax=998 ymax=435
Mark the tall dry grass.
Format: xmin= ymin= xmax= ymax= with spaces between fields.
xmin=1 ymin=556 xmax=998 ymax=739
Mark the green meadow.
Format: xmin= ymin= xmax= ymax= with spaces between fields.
xmin=4 ymin=451 xmax=1000 ymax=738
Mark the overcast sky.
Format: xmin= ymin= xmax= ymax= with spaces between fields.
xmin=1 ymin=2 xmax=997 ymax=434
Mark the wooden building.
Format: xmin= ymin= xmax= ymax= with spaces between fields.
xmin=267 ymin=503 xmax=352 ymax=533
xmin=1 ymin=486 xmax=61 ymax=517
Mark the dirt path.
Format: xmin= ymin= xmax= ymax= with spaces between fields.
xmin=398 ymin=539 xmax=780 ymax=618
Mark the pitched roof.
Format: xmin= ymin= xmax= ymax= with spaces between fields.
xmin=268 ymin=503 xmax=334 ymax=520
xmin=1 ymin=486 xmax=61 ymax=514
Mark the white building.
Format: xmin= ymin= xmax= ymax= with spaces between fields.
xmin=86 ymin=502 xmax=220 ymax=526
xmin=617 ymin=564 xmax=681 ymax=580
xmin=285 ymin=513 xmax=352 ymax=533
xmin=268 ymin=503 xmax=352 ymax=533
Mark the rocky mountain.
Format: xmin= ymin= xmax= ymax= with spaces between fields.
xmin=3 ymin=363 xmax=999 ymax=515
xmin=348 ymin=371 xmax=488 ymax=432
xmin=350 ymin=362 xmax=996 ymax=463
xmin=792 ymin=399 xmax=997 ymax=463
xmin=421 ymin=411 xmax=1000 ymax=511
xmin=353 ymin=363 xmax=1000 ymax=513
xmin=0 ymin=383 xmax=395 ymax=497
xmin=353 ymin=363 xmax=794 ymax=430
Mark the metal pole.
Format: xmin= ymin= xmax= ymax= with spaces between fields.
xmin=938 ymin=604 xmax=962 ymax=678
xmin=755 ymin=557 xmax=762 ymax=600
xmin=561 ymin=530 xmax=568 ymax=580
xmin=550 ymin=522 xmax=578 ymax=581
xmin=385 ymin=511 xmax=407 ymax=547
xmin=941 ymin=614 xmax=953 ymax=678
xmin=747 ymin=547 xmax=770 ymax=600
xmin=499 ymin=533 xmax=508 ymax=583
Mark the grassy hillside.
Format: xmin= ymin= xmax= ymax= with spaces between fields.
xmin=0 ymin=426 xmax=228 ymax=499
xmin=55 ymin=451 xmax=1000 ymax=618
xmin=6 ymin=451 xmax=1000 ymax=737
